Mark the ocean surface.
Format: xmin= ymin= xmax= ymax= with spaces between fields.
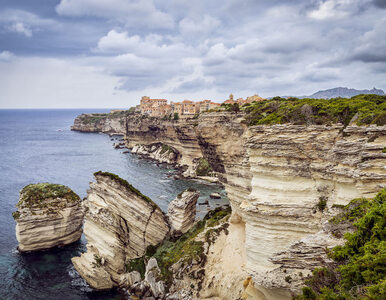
xmin=0 ymin=109 xmax=228 ymax=300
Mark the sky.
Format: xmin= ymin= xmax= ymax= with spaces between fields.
xmin=0 ymin=0 xmax=385 ymax=108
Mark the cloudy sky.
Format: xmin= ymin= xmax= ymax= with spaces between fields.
xmin=0 ymin=0 xmax=385 ymax=108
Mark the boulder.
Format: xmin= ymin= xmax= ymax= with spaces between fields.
xmin=209 ymin=193 xmax=221 ymax=199
xmin=14 ymin=183 xmax=84 ymax=252
xmin=168 ymin=189 xmax=200 ymax=234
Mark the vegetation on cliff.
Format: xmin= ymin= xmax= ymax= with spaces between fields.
xmin=295 ymin=189 xmax=386 ymax=299
xmin=242 ymin=94 xmax=385 ymax=126
xmin=78 ymin=109 xmax=135 ymax=125
xmin=125 ymin=206 xmax=231 ymax=286
xmin=17 ymin=183 xmax=80 ymax=209
xmin=196 ymin=158 xmax=213 ymax=177
xmin=93 ymin=171 xmax=161 ymax=210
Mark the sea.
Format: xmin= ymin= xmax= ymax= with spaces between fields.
xmin=0 ymin=109 xmax=228 ymax=300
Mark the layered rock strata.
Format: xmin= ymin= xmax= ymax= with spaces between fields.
xmin=73 ymin=111 xmax=386 ymax=298
xmin=131 ymin=143 xmax=180 ymax=165
xmin=167 ymin=189 xmax=200 ymax=234
xmin=71 ymin=112 xmax=127 ymax=134
xmin=14 ymin=183 xmax=84 ymax=252
xmin=71 ymin=172 xmax=169 ymax=290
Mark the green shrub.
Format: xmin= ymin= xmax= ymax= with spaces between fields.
xmin=317 ymin=196 xmax=328 ymax=211
xmin=12 ymin=211 xmax=20 ymax=220
xmin=295 ymin=189 xmax=386 ymax=299
xmin=125 ymin=207 xmax=231 ymax=286
xmin=244 ymin=94 xmax=385 ymax=126
xmin=196 ymin=158 xmax=213 ymax=176
xmin=18 ymin=183 xmax=80 ymax=208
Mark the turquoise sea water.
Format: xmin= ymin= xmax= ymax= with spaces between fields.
xmin=0 ymin=109 xmax=227 ymax=300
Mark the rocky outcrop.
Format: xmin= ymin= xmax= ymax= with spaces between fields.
xmin=124 ymin=206 xmax=236 ymax=300
xmin=168 ymin=189 xmax=200 ymax=234
xmin=71 ymin=172 xmax=169 ymax=290
xmin=131 ymin=143 xmax=180 ymax=165
xmin=14 ymin=183 xmax=84 ymax=252
xmin=71 ymin=112 xmax=128 ymax=134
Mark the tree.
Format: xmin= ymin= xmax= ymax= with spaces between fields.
xmin=173 ymin=112 xmax=179 ymax=120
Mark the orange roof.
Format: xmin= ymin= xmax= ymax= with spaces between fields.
xmin=224 ymin=100 xmax=235 ymax=104
xmin=182 ymin=100 xmax=194 ymax=103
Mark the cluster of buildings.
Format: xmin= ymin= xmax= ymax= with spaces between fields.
xmin=137 ymin=94 xmax=264 ymax=118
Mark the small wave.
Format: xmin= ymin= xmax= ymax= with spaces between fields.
xmin=11 ymin=248 xmax=19 ymax=255
xmin=159 ymin=195 xmax=168 ymax=199
xmin=68 ymin=265 xmax=94 ymax=292
xmin=159 ymin=179 xmax=171 ymax=183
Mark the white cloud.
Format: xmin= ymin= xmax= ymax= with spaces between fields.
xmin=308 ymin=0 xmax=368 ymax=20
xmin=0 ymin=51 xmax=14 ymax=61
xmin=8 ymin=22 xmax=32 ymax=37
xmin=179 ymin=15 xmax=220 ymax=38
xmin=56 ymin=0 xmax=174 ymax=29
xmin=0 ymin=9 xmax=59 ymax=36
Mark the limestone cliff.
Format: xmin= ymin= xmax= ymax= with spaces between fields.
xmin=71 ymin=172 xmax=169 ymax=290
xmin=14 ymin=183 xmax=84 ymax=252
xmin=72 ymin=110 xmax=386 ymax=298
xmin=71 ymin=111 xmax=128 ymax=134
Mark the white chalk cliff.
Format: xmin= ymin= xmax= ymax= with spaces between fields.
xmin=72 ymin=111 xmax=386 ymax=299
xmin=71 ymin=172 xmax=170 ymax=290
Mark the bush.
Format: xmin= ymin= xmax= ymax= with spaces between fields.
xmin=196 ymin=158 xmax=213 ymax=176
xmin=294 ymin=189 xmax=386 ymax=299
xmin=244 ymin=94 xmax=386 ymax=126
xmin=18 ymin=183 xmax=80 ymax=208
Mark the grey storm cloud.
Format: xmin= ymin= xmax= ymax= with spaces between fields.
xmin=0 ymin=0 xmax=385 ymax=108
xmin=373 ymin=0 xmax=386 ymax=8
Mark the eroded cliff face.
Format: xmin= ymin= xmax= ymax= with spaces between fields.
xmin=199 ymin=119 xmax=385 ymax=298
xmin=72 ymin=111 xmax=386 ymax=298
xmin=14 ymin=183 xmax=84 ymax=252
xmin=71 ymin=113 xmax=126 ymax=134
xmin=71 ymin=172 xmax=169 ymax=290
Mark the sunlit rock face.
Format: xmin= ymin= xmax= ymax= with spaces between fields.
xmin=71 ymin=172 xmax=169 ymax=290
xmin=168 ymin=189 xmax=200 ymax=234
xmin=14 ymin=183 xmax=84 ymax=252
xmin=72 ymin=111 xmax=386 ymax=298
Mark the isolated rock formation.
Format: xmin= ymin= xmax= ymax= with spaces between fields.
xmin=14 ymin=183 xmax=83 ymax=252
xmin=168 ymin=189 xmax=200 ymax=234
xmin=71 ymin=171 xmax=170 ymax=290
xmin=131 ymin=142 xmax=179 ymax=164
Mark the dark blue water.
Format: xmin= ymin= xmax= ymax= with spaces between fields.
xmin=0 ymin=109 xmax=227 ymax=300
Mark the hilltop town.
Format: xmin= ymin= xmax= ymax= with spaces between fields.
xmin=134 ymin=94 xmax=265 ymax=118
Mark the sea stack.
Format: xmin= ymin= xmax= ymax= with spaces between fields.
xmin=168 ymin=188 xmax=200 ymax=234
xmin=72 ymin=171 xmax=170 ymax=290
xmin=13 ymin=183 xmax=84 ymax=252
